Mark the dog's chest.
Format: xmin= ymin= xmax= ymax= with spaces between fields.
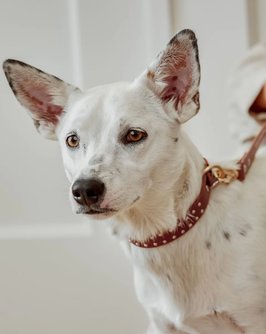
xmin=132 ymin=238 xmax=223 ymax=320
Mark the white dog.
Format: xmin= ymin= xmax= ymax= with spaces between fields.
xmin=3 ymin=29 xmax=266 ymax=334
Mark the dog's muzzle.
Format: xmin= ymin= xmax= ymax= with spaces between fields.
xmin=72 ymin=178 xmax=105 ymax=208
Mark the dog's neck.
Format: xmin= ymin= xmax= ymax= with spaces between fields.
xmin=115 ymin=131 xmax=205 ymax=243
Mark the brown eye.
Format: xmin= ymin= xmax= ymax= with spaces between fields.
xmin=66 ymin=133 xmax=79 ymax=148
xmin=125 ymin=128 xmax=147 ymax=144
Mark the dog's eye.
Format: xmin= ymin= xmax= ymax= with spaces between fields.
xmin=124 ymin=128 xmax=147 ymax=144
xmin=66 ymin=133 xmax=80 ymax=148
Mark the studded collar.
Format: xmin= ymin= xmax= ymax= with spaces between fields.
xmin=129 ymin=165 xmax=217 ymax=248
xmin=129 ymin=124 xmax=266 ymax=249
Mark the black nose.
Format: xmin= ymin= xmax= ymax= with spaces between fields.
xmin=72 ymin=178 xmax=105 ymax=206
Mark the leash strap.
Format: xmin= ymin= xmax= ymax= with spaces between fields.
xmin=237 ymin=124 xmax=266 ymax=181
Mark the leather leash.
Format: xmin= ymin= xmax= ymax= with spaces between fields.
xmin=129 ymin=124 xmax=266 ymax=248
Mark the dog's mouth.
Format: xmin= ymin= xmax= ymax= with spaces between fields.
xmin=76 ymin=207 xmax=117 ymax=216
xmin=74 ymin=196 xmax=141 ymax=218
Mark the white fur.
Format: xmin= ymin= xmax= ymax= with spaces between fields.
xmin=59 ymin=80 xmax=266 ymax=333
xmin=4 ymin=30 xmax=266 ymax=334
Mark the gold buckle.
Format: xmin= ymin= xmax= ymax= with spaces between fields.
xmin=204 ymin=165 xmax=239 ymax=184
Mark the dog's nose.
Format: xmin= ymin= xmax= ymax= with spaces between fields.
xmin=72 ymin=178 xmax=105 ymax=206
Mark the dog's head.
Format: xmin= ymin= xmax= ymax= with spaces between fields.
xmin=3 ymin=29 xmax=200 ymax=219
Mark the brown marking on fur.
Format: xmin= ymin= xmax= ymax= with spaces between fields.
xmin=182 ymin=180 xmax=189 ymax=193
xmin=166 ymin=273 xmax=172 ymax=283
xmin=147 ymin=70 xmax=155 ymax=80
xmin=223 ymin=231 xmax=231 ymax=241
xmin=175 ymin=163 xmax=190 ymax=209
xmin=205 ymin=241 xmax=212 ymax=249
xmin=239 ymin=229 xmax=247 ymax=237
xmin=166 ymin=323 xmax=177 ymax=332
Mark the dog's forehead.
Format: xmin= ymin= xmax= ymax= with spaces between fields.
xmin=61 ymin=81 xmax=161 ymax=135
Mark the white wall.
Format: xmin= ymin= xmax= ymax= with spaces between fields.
xmin=0 ymin=0 xmax=164 ymax=332
xmin=171 ymin=0 xmax=249 ymax=160
xmin=248 ymin=0 xmax=266 ymax=44
xmin=0 ymin=0 xmax=76 ymax=226
xmin=256 ymin=0 xmax=266 ymax=43
xmin=0 ymin=0 xmax=256 ymax=333
xmin=78 ymin=0 xmax=172 ymax=87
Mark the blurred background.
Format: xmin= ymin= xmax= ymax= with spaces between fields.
xmin=0 ymin=0 xmax=265 ymax=333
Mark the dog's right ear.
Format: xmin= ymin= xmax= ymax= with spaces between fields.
xmin=139 ymin=29 xmax=200 ymax=124
xmin=3 ymin=59 xmax=79 ymax=140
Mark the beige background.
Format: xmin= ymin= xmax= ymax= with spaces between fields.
xmin=0 ymin=1 xmax=264 ymax=333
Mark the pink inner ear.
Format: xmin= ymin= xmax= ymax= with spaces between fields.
xmin=18 ymin=81 xmax=63 ymax=125
xmin=159 ymin=56 xmax=192 ymax=110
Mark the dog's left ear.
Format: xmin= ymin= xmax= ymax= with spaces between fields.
xmin=142 ymin=29 xmax=200 ymax=123
xmin=3 ymin=59 xmax=79 ymax=140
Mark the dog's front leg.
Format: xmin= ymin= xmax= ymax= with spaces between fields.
xmin=147 ymin=322 xmax=199 ymax=334
xmin=146 ymin=309 xmax=178 ymax=334
xmin=146 ymin=309 xmax=199 ymax=334
xmin=146 ymin=322 xmax=174 ymax=334
xmin=146 ymin=320 xmax=186 ymax=334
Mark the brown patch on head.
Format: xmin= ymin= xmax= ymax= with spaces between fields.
xmin=147 ymin=70 xmax=155 ymax=80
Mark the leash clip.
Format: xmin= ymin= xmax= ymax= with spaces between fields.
xmin=204 ymin=165 xmax=239 ymax=185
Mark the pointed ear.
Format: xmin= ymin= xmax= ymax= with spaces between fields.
xmin=144 ymin=29 xmax=200 ymax=123
xmin=3 ymin=59 xmax=79 ymax=140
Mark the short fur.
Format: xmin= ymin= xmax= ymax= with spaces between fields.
xmin=3 ymin=29 xmax=266 ymax=333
